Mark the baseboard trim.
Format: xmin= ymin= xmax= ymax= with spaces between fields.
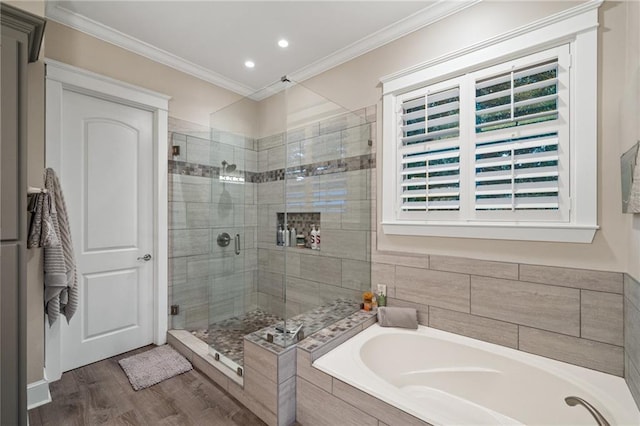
xmin=27 ymin=378 xmax=51 ymax=410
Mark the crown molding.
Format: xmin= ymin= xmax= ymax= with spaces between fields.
xmin=45 ymin=2 xmax=256 ymax=97
xmin=45 ymin=0 xmax=479 ymax=101
xmin=287 ymin=0 xmax=480 ymax=88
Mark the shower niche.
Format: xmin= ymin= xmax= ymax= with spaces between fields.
xmin=275 ymin=212 xmax=320 ymax=249
xmin=168 ymin=78 xmax=373 ymax=380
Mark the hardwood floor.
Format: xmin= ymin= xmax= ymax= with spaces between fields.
xmin=29 ymin=346 xmax=267 ymax=426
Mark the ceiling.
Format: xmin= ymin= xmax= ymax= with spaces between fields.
xmin=46 ymin=1 xmax=478 ymax=97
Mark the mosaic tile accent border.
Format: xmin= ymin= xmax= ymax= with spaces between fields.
xmin=168 ymin=153 xmax=376 ymax=182
xmin=245 ymin=298 xmax=363 ymax=352
xmin=296 ymin=309 xmax=377 ymax=353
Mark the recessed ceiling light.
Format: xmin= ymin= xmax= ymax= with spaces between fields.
xmin=278 ymin=39 xmax=289 ymax=48
xmin=244 ymin=60 xmax=255 ymax=69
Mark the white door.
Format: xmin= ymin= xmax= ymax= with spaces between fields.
xmin=57 ymin=89 xmax=154 ymax=372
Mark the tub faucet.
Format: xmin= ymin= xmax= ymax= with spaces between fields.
xmin=565 ymin=396 xmax=610 ymax=426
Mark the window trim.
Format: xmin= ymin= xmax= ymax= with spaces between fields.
xmin=380 ymin=0 xmax=601 ymax=243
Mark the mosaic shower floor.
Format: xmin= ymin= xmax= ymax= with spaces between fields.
xmin=190 ymin=299 xmax=361 ymax=367
xmin=192 ymin=310 xmax=283 ymax=366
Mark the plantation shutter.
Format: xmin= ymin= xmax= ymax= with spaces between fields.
xmin=399 ymin=85 xmax=461 ymax=212
xmin=474 ymin=134 xmax=559 ymax=210
xmin=475 ymin=59 xmax=559 ymax=133
xmin=473 ymin=55 xmax=563 ymax=212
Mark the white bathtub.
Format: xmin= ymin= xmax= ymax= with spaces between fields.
xmin=313 ymin=324 xmax=640 ymax=425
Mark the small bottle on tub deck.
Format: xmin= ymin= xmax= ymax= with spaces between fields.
xmin=362 ymin=291 xmax=373 ymax=311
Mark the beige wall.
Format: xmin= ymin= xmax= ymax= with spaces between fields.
xmin=45 ymin=21 xmax=242 ymax=127
xmin=291 ymin=0 xmax=631 ymax=273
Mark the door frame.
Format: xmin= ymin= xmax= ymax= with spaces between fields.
xmin=44 ymin=59 xmax=170 ymax=382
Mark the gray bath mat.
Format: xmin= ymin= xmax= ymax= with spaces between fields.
xmin=119 ymin=345 xmax=193 ymax=391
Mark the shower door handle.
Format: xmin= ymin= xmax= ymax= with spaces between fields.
xmin=235 ymin=234 xmax=241 ymax=255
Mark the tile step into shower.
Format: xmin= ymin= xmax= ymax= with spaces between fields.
xmin=167 ymin=306 xmax=377 ymax=426
xmin=192 ymin=309 xmax=283 ymax=367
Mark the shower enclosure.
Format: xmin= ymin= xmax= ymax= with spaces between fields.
xmin=168 ymin=79 xmax=373 ymax=376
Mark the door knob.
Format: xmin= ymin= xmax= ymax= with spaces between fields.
xmin=137 ymin=254 xmax=152 ymax=261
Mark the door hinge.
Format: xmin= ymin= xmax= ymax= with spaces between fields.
xmin=170 ymin=305 xmax=179 ymax=315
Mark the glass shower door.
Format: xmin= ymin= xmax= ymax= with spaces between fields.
xmin=168 ymin=128 xmax=253 ymax=376
xmin=205 ymin=133 xmax=252 ymax=374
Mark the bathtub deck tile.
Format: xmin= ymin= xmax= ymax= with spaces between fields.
xmin=428 ymin=307 xmax=518 ymax=349
xmin=625 ymin=355 xmax=640 ymax=411
xmin=519 ymin=264 xmax=623 ymax=293
xmin=245 ymin=339 xmax=278 ymax=383
xmin=245 ymin=366 xmax=278 ymax=415
xmin=580 ymin=290 xmax=623 ymax=346
xmin=296 ymin=349 xmax=332 ymax=393
xmin=625 ymin=296 xmax=640 ymax=372
xmin=277 ymin=346 xmax=297 ymax=383
xmin=296 ymin=377 xmax=377 ymax=426
xmin=371 ymin=250 xmax=429 ymax=268
xmin=395 ymin=267 xmax=470 ymax=313
xmin=278 ymin=376 xmax=296 ymax=426
xmin=372 ymin=262 xmax=396 ymax=289
xmin=518 ymin=326 xmax=624 ymax=376
xmin=332 ymin=379 xmax=430 ymax=426
xmin=471 ymin=276 xmax=580 ymax=336
xmin=625 ymin=274 xmax=640 ymax=311
xmin=430 ymin=255 xmax=518 ymax=280
xmin=310 ymin=324 xmax=363 ymax=360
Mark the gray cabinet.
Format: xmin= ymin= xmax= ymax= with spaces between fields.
xmin=0 ymin=4 xmax=45 ymax=425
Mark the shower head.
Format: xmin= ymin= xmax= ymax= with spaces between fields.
xmin=222 ymin=160 xmax=237 ymax=173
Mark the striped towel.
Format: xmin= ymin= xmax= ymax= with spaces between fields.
xmin=42 ymin=168 xmax=78 ymax=325
xmin=27 ymin=192 xmax=59 ymax=249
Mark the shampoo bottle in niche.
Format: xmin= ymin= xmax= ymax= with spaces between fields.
xmin=316 ymin=226 xmax=320 ymax=250
xmin=280 ymin=224 xmax=287 ymax=246
xmin=277 ymin=223 xmax=283 ymax=246
xmin=284 ymin=223 xmax=290 ymax=247
xmin=289 ymin=225 xmax=296 ymax=247
xmin=310 ymin=225 xmax=318 ymax=250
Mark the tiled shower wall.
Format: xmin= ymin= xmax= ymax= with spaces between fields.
xmin=256 ymin=107 xmax=375 ymax=319
xmin=168 ymin=117 xmax=259 ymax=330
xmin=371 ymin=235 xmax=626 ymax=376
xmin=168 ymin=107 xmax=375 ymax=331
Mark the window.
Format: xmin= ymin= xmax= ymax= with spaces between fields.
xmin=381 ymin=3 xmax=600 ymax=242
xmin=399 ymin=81 xmax=462 ymax=214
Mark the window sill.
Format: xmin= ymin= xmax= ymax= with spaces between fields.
xmin=381 ymin=221 xmax=598 ymax=243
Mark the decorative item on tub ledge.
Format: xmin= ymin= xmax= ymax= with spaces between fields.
xmin=362 ymin=291 xmax=373 ymax=311
xmin=621 ymin=141 xmax=640 ymax=213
